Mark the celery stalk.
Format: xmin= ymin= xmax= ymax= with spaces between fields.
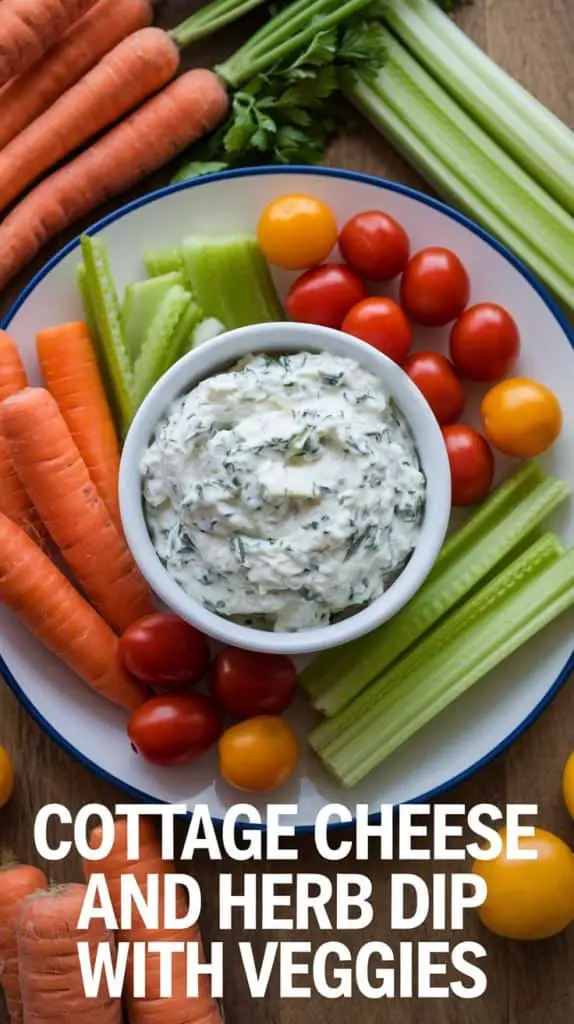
xmin=301 ymin=467 xmax=570 ymax=716
xmin=80 ymin=236 xmax=134 ymax=437
xmin=133 ymin=285 xmax=193 ymax=406
xmin=311 ymin=532 xmax=564 ymax=751
xmin=143 ymin=248 xmax=185 ymax=278
xmin=181 ymin=234 xmax=284 ymax=328
xmin=312 ymin=545 xmax=574 ymax=788
xmin=123 ymin=272 xmax=186 ymax=363
xmin=76 ymin=263 xmax=98 ymax=344
xmin=346 ymin=35 xmax=574 ymax=307
xmin=169 ymin=299 xmax=205 ymax=360
xmin=301 ymin=462 xmax=543 ymax=702
xmin=380 ymin=0 xmax=574 ymax=212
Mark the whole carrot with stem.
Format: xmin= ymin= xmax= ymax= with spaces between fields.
xmin=0 ymin=70 xmax=229 ymax=292
xmin=0 ymin=387 xmax=155 ymax=633
xmin=0 ymin=0 xmax=101 ymax=88
xmin=0 ymin=512 xmax=146 ymax=710
xmin=0 ymin=861 xmax=48 ymax=1024
xmin=0 ymin=331 xmax=46 ymax=547
xmin=36 ymin=321 xmax=122 ymax=532
xmin=0 ymin=27 xmax=182 ymax=213
xmin=84 ymin=818 xmax=224 ymax=1024
xmin=0 ymin=0 xmax=153 ymax=151
xmin=17 ymin=883 xmax=122 ymax=1023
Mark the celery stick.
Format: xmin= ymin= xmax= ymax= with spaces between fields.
xmin=301 ymin=462 xmax=542 ymax=700
xmin=302 ymin=470 xmax=570 ymax=717
xmin=80 ymin=235 xmax=134 ymax=437
xmin=133 ymin=285 xmax=192 ymax=406
xmin=311 ymin=532 xmax=564 ymax=751
xmin=181 ymin=234 xmax=284 ymax=329
xmin=346 ymin=37 xmax=574 ymax=306
xmin=168 ymin=299 xmax=205 ymax=360
xmin=143 ymin=248 xmax=185 ymax=278
xmin=380 ymin=0 xmax=574 ymax=212
xmin=313 ymin=546 xmax=574 ymax=788
xmin=192 ymin=317 xmax=226 ymax=347
xmin=123 ymin=272 xmax=185 ymax=363
xmin=76 ymin=263 xmax=98 ymax=343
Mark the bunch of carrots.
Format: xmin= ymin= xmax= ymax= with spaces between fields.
xmin=0 ymin=324 xmax=156 ymax=712
xmin=0 ymin=817 xmax=222 ymax=1022
xmin=0 ymin=0 xmax=231 ymax=291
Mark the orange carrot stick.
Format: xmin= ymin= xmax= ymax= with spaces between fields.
xmin=0 ymin=0 xmax=153 ymax=151
xmin=17 ymin=883 xmax=122 ymax=1023
xmin=85 ymin=819 xmax=224 ymax=1024
xmin=0 ymin=70 xmax=229 ymax=291
xmin=37 ymin=321 xmax=122 ymax=531
xmin=0 ymin=0 xmax=101 ymax=89
xmin=0 ymin=862 xmax=48 ymax=1024
xmin=0 ymin=387 xmax=155 ymax=633
xmin=0 ymin=27 xmax=181 ymax=213
xmin=0 ymin=330 xmax=46 ymax=546
xmin=0 ymin=512 xmax=146 ymax=710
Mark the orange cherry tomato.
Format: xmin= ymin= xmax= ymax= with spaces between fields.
xmin=219 ymin=716 xmax=299 ymax=792
xmin=257 ymin=194 xmax=338 ymax=270
xmin=473 ymin=827 xmax=574 ymax=940
xmin=562 ymin=753 xmax=574 ymax=820
xmin=0 ymin=746 xmax=14 ymax=808
xmin=481 ymin=378 xmax=562 ymax=458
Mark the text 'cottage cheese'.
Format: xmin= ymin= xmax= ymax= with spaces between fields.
xmin=142 ymin=351 xmax=426 ymax=631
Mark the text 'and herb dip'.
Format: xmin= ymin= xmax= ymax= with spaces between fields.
xmin=141 ymin=351 xmax=426 ymax=631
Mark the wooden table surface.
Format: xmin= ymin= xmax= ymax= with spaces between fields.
xmin=0 ymin=2 xmax=573 ymax=1022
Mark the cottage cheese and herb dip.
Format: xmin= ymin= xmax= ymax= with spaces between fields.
xmin=141 ymin=351 xmax=426 ymax=632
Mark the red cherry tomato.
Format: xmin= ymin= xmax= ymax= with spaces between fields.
xmin=212 ymin=648 xmax=297 ymax=719
xmin=442 ymin=425 xmax=495 ymax=506
xmin=339 ymin=210 xmax=410 ymax=281
xmin=400 ymin=247 xmax=470 ymax=326
xmin=341 ymin=297 xmax=412 ymax=364
xmin=119 ymin=613 xmax=210 ymax=689
xmin=403 ymin=352 xmax=466 ymax=425
xmin=286 ymin=264 xmax=366 ymax=329
xmin=127 ymin=693 xmax=222 ymax=766
xmin=449 ymin=303 xmax=520 ymax=382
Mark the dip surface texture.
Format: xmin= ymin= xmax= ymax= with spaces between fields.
xmin=142 ymin=351 xmax=426 ymax=631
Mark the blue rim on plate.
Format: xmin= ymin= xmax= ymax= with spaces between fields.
xmin=1 ymin=164 xmax=573 ymax=835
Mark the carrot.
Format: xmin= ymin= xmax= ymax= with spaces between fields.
xmin=0 ymin=0 xmax=101 ymax=89
xmin=0 ymin=862 xmax=48 ymax=1024
xmin=0 ymin=512 xmax=146 ymax=710
xmin=17 ymin=883 xmax=122 ymax=1023
xmin=0 ymin=27 xmax=180 ymax=213
xmin=0 ymin=70 xmax=229 ymax=291
xmin=84 ymin=818 xmax=223 ymax=1024
xmin=37 ymin=321 xmax=121 ymax=531
xmin=0 ymin=388 xmax=155 ymax=633
xmin=0 ymin=0 xmax=153 ymax=151
xmin=0 ymin=331 xmax=46 ymax=546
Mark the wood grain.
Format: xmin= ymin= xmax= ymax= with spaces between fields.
xmin=1 ymin=2 xmax=573 ymax=1022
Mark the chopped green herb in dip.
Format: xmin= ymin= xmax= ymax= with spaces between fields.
xmin=141 ymin=351 xmax=426 ymax=631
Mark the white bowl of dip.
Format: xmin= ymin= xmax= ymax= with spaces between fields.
xmin=119 ymin=322 xmax=451 ymax=655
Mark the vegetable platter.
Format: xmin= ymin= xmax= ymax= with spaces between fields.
xmin=1 ymin=166 xmax=573 ymax=829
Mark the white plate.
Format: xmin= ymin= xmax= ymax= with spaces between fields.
xmin=2 ymin=167 xmax=573 ymax=831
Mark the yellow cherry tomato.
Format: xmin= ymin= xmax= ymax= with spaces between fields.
xmin=473 ymin=827 xmax=574 ymax=940
xmin=0 ymin=746 xmax=14 ymax=808
xmin=481 ymin=377 xmax=562 ymax=458
xmin=562 ymin=753 xmax=574 ymax=820
xmin=219 ymin=715 xmax=299 ymax=792
xmin=257 ymin=194 xmax=338 ymax=270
